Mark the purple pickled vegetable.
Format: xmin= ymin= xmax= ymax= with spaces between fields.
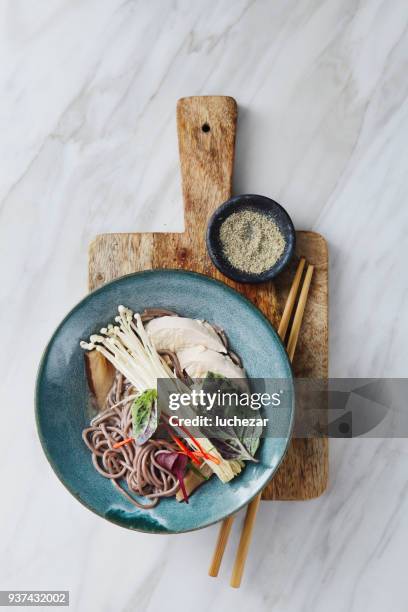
xmin=156 ymin=451 xmax=189 ymax=503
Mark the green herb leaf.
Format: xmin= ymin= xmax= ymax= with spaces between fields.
xmin=131 ymin=389 xmax=158 ymax=445
xmin=201 ymin=373 xmax=262 ymax=461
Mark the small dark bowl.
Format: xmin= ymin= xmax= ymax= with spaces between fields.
xmin=206 ymin=194 xmax=296 ymax=284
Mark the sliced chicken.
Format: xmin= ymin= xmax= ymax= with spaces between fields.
xmin=146 ymin=316 xmax=226 ymax=353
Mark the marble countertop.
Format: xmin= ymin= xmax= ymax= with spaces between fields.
xmin=1 ymin=1 xmax=408 ymax=610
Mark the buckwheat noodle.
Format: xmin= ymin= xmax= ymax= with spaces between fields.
xmin=82 ymin=372 xmax=179 ymax=509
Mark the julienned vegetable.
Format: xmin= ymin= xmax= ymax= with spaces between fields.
xmin=81 ymin=306 xmax=259 ymax=510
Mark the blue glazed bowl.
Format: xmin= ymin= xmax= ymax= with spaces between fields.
xmin=36 ymin=270 xmax=294 ymax=534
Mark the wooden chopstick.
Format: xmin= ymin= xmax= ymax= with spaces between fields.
xmin=208 ymin=515 xmax=235 ymax=577
xmin=286 ymin=263 xmax=314 ymax=361
xmin=230 ymin=263 xmax=314 ymax=588
xmin=208 ymin=257 xmax=307 ymax=579
xmin=277 ymin=257 xmax=306 ymax=341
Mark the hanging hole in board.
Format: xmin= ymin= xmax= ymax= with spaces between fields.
xmin=202 ymin=123 xmax=210 ymax=133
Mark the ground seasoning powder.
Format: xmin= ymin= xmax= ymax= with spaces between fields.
xmin=219 ymin=209 xmax=286 ymax=274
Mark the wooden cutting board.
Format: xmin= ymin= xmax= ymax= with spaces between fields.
xmin=89 ymin=96 xmax=328 ymax=500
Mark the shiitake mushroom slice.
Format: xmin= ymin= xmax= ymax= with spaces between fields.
xmin=84 ymin=350 xmax=116 ymax=410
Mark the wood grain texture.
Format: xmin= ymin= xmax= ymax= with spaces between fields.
xmin=88 ymin=95 xmax=328 ymax=500
xmin=262 ymin=233 xmax=328 ymax=500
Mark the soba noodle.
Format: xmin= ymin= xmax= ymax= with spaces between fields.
xmin=82 ymin=372 xmax=179 ymax=509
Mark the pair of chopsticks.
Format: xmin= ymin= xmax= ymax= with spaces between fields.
xmin=209 ymin=257 xmax=314 ymax=587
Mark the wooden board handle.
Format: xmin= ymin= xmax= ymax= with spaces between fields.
xmin=169 ymin=94 xmax=281 ymax=329
xmin=177 ymin=96 xmax=237 ymax=270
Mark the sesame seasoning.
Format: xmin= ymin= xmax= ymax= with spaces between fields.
xmin=219 ymin=209 xmax=286 ymax=274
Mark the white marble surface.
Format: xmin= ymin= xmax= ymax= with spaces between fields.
xmin=1 ymin=1 xmax=408 ymax=610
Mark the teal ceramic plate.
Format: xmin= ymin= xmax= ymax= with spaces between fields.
xmin=36 ymin=270 xmax=294 ymax=534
